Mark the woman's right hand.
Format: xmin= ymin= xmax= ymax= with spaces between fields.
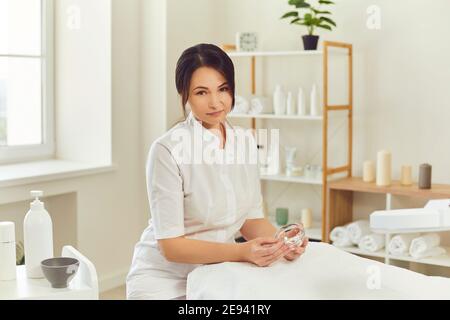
xmin=240 ymin=237 xmax=291 ymax=267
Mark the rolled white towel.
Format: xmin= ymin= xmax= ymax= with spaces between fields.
xmin=410 ymin=246 xmax=446 ymax=259
xmin=409 ymin=233 xmax=441 ymax=257
xmin=231 ymin=96 xmax=250 ymax=114
xmin=330 ymin=226 xmax=352 ymax=247
xmin=387 ymin=233 xmax=421 ymax=256
xmin=358 ymin=233 xmax=385 ymax=252
xmin=248 ymin=101 xmax=263 ymax=115
xmin=347 ymin=220 xmax=371 ymax=245
xmin=249 ymin=96 xmax=272 ymax=115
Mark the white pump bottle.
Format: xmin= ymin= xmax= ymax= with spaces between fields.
xmin=23 ymin=190 xmax=54 ymax=279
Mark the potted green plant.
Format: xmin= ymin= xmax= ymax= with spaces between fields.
xmin=281 ymin=0 xmax=337 ymax=50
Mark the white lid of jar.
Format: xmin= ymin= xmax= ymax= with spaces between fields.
xmin=0 ymin=221 xmax=15 ymax=243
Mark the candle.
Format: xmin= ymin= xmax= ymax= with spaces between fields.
xmin=401 ymin=165 xmax=413 ymax=186
xmin=419 ymin=164 xmax=432 ymax=189
xmin=363 ymin=160 xmax=375 ymax=183
xmin=376 ymin=150 xmax=392 ymax=186
xmin=301 ymin=208 xmax=313 ymax=229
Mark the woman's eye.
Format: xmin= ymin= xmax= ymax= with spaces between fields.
xmin=196 ymin=91 xmax=206 ymax=96
xmin=220 ymin=87 xmax=229 ymax=92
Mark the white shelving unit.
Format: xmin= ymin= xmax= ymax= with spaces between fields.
xmin=227 ymin=50 xmax=324 ymax=58
xmin=328 ymin=177 xmax=450 ymax=270
xmin=228 ymin=113 xmax=322 ymax=121
xmin=268 ymin=217 xmax=323 ymax=241
xmin=305 ymin=225 xmax=323 ymax=241
xmin=261 ymin=174 xmax=322 ymax=185
xmin=226 ymin=42 xmax=353 ymax=242
xmin=260 ymin=173 xmax=344 ymax=185
xmin=341 ymin=246 xmax=450 ymax=268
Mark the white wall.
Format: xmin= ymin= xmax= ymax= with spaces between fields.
xmin=55 ymin=0 xmax=112 ymax=164
xmin=141 ymin=0 xmax=224 ymax=156
xmin=141 ymin=0 xmax=167 ymax=165
xmin=165 ymin=0 xmax=227 ymax=128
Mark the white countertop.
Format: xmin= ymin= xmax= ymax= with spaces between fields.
xmin=0 ymin=246 xmax=98 ymax=300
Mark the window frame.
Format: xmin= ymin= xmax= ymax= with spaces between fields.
xmin=0 ymin=0 xmax=55 ymax=165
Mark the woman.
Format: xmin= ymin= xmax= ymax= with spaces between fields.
xmin=126 ymin=43 xmax=309 ymax=300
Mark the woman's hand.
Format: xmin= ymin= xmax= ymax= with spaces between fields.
xmin=284 ymin=237 xmax=309 ymax=261
xmin=240 ymin=237 xmax=291 ymax=267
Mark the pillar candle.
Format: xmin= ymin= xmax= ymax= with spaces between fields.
xmin=363 ymin=160 xmax=375 ymax=183
xmin=419 ymin=164 xmax=432 ymax=189
xmin=401 ymin=165 xmax=413 ymax=186
xmin=376 ymin=150 xmax=392 ymax=186
xmin=301 ymin=208 xmax=313 ymax=229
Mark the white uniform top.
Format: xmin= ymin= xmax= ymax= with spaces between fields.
xmin=126 ymin=111 xmax=265 ymax=300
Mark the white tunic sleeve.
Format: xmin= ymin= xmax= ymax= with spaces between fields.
xmin=146 ymin=142 xmax=185 ymax=239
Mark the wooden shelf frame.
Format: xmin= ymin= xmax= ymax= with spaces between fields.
xmin=227 ymin=42 xmax=353 ymax=242
xmin=327 ymin=177 xmax=450 ymax=241
xmin=322 ymin=41 xmax=353 ymax=241
xmin=327 ymin=177 xmax=450 ymax=267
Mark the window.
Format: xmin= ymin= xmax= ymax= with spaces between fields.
xmin=0 ymin=0 xmax=54 ymax=164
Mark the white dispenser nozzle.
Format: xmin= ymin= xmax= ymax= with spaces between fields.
xmin=30 ymin=190 xmax=44 ymax=210
xmin=31 ymin=190 xmax=43 ymax=200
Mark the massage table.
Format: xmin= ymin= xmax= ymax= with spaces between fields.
xmin=186 ymin=242 xmax=450 ymax=300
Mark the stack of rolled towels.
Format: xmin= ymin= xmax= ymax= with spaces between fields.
xmin=231 ymin=95 xmax=273 ymax=115
xmin=388 ymin=233 xmax=447 ymax=259
xmin=330 ymin=220 xmax=385 ymax=252
xmin=330 ymin=220 xmax=447 ymax=259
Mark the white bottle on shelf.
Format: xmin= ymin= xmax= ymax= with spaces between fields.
xmin=310 ymin=84 xmax=320 ymax=117
xmin=273 ymin=85 xmax=286 ymax=115
xmin=0 ymin=222 xmax=17 ymax=281
xmin=297 ymin=87 xmax=307 ymax=116
xmin=267 ymin=144 xmax=280 ymax=175
xmin=286 ymin=91 xmax=296 ymax=115
xmin=24 ymin=190 xmax=54 ymax=279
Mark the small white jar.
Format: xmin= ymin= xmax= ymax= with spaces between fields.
xmin=0 ymin=222 xmax=17 ymax=281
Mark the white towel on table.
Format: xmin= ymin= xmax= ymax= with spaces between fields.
xmin=330 ymin=226 xmax=352 ymax=247
xmin=410 ymin=246 xmax=446 ymax=259
xmin=347 ymin=220 xmax=371 ymax=245
xmin=387 ymin=233 xmax=421 ymax=256
xmin=409 ymin=233 xmax=441 ymax=257
xmin=359 ymin=233 xmax=385 ymax=252
xmin=187 ymin=242 xmax=450 ymax=300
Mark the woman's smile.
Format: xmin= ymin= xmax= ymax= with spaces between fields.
xmin=206 ymin=110 xmax=224 ymax=117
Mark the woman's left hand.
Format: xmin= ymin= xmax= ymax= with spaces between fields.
xmin=284 ymin=237 xmax=309 ymax=261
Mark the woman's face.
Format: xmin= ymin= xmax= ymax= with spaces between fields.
xmin=187 ymin=66 xmax=233 ymax=129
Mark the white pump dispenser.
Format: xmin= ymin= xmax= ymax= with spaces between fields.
xmin=23 ymin=190 xmax=54 ymax=279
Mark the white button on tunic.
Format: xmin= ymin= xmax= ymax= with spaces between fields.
xmin=126 ymin=111 xmax=265 ymax=300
